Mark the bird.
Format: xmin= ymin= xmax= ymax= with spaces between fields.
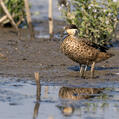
xmin=60 ymin=24 xmax=114 ymax=78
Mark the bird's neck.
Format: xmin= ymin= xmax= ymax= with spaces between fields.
xmin=70 ymin=34 xmax=78 ymax=38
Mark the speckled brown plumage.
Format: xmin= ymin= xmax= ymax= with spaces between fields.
xmin=61 ymin=35 xmax=114 ymax=77
xmin=59 ymin=87 xmax=104 ymax=100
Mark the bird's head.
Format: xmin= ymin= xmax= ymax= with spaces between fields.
xmin=64 ymin=24 xmax=78 ymax=36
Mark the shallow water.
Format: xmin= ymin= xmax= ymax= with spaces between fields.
xmin=1 ymin=77 xmax=119 ymax=119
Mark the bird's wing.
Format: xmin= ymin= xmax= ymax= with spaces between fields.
xmin=80 ymin=38 xmax=109 ymax=52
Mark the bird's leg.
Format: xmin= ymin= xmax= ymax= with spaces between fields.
xmin=79 ymin=64 xmax=82 ymax=73
xmin=83 ymin=65 xmax=88 ymax=77
xmin=80 ymin=64 xmax=85 ymax=78
xmin=84 ymin=65 xmax=87 ymax=71
xmin=91 ymin=62 xmax=95 ymax=78
xmin=80 ymin=64 xmax=83 ymax=77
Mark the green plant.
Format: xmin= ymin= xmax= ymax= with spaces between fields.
xmin=61 ymin=0 xmax=119 ymax=46
xmin=0 ymin=0 xmax=25 ymax=23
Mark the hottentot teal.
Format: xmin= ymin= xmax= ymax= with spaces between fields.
xmin=60 ymin=24 xmax=114 ymax=78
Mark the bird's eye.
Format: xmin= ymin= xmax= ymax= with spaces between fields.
xmin=63 ymin=26 xmax=66 ymax=30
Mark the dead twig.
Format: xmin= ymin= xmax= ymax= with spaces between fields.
xmin=24 ymin=0 xmax=34 ymax=40
xmin=34 ymin=72 xmax=41 ymax=101
xmin=0 ymin=15 xmax=7 ymax=24
xmin=48 ymin=0 xmax=54 ymax=39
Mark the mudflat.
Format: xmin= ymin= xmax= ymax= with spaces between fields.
xmin=0 ymin=21 xmax=119 ymax=84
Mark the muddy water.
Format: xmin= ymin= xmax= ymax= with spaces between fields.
xmin=1 ymin=77 xmax=119 ymax=119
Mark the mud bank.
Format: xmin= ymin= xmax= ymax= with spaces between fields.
xmin=0 ymin=20 xmax=119 ymax=84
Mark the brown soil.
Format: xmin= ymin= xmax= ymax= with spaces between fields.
xmin=0 ymin=20 xmax=119 ymax=84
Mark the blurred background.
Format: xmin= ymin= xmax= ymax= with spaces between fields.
xmin=30 ymin=0 xmax=62 ymax=20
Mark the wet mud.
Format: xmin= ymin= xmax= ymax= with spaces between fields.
xmin=0 ymin=20 xmax=119 ymax=83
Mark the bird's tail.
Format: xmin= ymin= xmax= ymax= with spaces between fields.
xmin=96 ymin=52 xmax=114 ymax=62
xmin=107 ymin=53 xmax=115 ymax=57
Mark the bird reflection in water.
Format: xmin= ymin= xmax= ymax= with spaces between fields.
xmin=58 ymin=87 xmax=104 ymax=116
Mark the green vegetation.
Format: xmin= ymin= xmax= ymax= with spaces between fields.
xmin=0 ymin=0 xmax=25 ymax=24
xmin=61 ymin=0 xmax=119 ymax=46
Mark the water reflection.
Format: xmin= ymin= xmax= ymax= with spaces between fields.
xmin=58 ymin=87 xmax=105 ymax=116
xmin=59 ymin=87 xmax=104 ymax=100
xmin=33 ymin=72 xmax=41 ymax=119
xmin=1 ymin=77 xmax=119 ymax=119
xmin=33 ymin=103 xmax=40 ymax=119
xmin=32 ymin=80 xmax=119 ymax=119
